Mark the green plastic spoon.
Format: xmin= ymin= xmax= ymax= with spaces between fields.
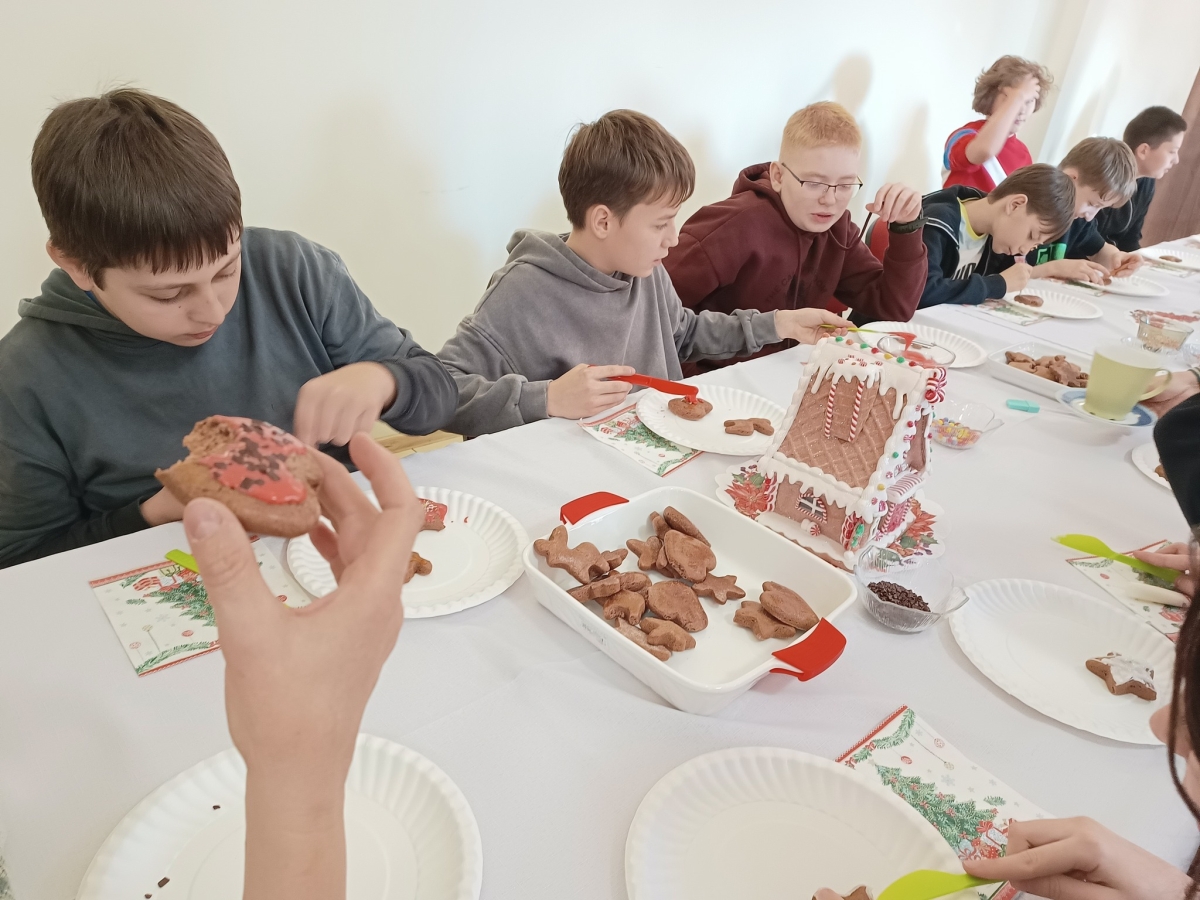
xmin=876 ymin=870 xmax=997 ymax=900
xmin=1053 ymin=534 xmax=1180 ymax=584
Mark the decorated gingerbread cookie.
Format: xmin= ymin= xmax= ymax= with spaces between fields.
xmin=1085 ymin=652 xmax=1157 ymax=701
xmin=668 ymin=396 xmax=713 ymax=421
xmin=534 ymin=525 xmax=610 ymax=583
xmin=420 ymin=498 xmax=448 ymax=531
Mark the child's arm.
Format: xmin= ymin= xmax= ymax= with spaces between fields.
xmin=918 ymin=228 xmax=1021 ymax=307
xmin=961 ymin=76 xmax=1039 ymax=165
xmin=832 ymin=185 xmax=927 ymax=320
xmin=437 ymin=322 xmax=547 ymax=436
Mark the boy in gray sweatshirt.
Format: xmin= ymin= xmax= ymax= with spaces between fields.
xmin=0 ymin=90 xmax=456 ymax=567
xmin=438 ymin=110 xmax=848 ymax=436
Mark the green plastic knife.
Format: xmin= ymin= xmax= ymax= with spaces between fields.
xmin=1053 ymin=534 xmax=1180 ymax=583
xmin=165 ymin=549 xmax=199 ymax=573
xmin=876 ymin=870 xmax=996 ymax=900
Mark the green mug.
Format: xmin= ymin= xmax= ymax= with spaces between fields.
xmin=1084 ymin=342 xmax=1170 ymax=420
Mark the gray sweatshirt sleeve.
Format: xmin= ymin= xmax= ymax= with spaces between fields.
xmin=667 ymin=275 xmax=780 ymax=362
xmin=437 ymin=322 xmax=549 ymax=437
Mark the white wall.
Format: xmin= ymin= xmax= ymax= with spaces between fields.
xmin=2 ymin=0 xmax=1198 ymax=347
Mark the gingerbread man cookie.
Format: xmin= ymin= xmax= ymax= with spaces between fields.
xmin=614 ymin=617 xmax=670 ymax=661
xmin=1085 ymin=652 xmax=1157 ymax=701
xmin=668 ymin=396 xmax=713 ymax=421
xmin=640 ymin=617 xmax=696 ymax=651
xmin=662 ymin=506 xmax=709 ymax=545
xmin=759 ymin=582 xmax=819 ymax=631
xmin=405 ymin=552 xmax=433 ymax=584
xmin=723 ymin=417 xmax=775 ymax=436
xmin=733 ymin=601 xmax=796 ymax=640
xmin=602 ymin=590 xmax=646 ymax=624
xmin=692 ymin=573 xmax=745 ymax=604
xmin=534 ymin=525 xmax=609 ymax=583
xmin=663 ymin=530 xmax=716 ymax=582
xmin=647 ymin=581 xmax=708 ymax=632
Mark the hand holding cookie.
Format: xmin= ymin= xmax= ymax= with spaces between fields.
xmin=547 ymin=364 xmax=636 ymax=419
xmin=294 ymin=361 xmax=398 ymax=447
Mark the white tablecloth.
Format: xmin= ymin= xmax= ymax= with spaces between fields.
xmin=2 ymin=247 xmax=1199 ymax=898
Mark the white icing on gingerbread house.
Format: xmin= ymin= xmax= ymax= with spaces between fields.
xmin=755 ymin=336 xmax=946 ymax=568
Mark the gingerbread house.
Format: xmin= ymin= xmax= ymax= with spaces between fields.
xmin=756 ymin=336 xmax=946 ymax=569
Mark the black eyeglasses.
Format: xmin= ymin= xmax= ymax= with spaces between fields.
xmin=780 ymin=162 xmax=863 ymax=199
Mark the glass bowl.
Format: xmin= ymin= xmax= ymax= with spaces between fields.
xmin=877 ymin=333 xmax=957 ymax=367
xmin=854 ymin=551 xmax=967 ymax=633
xmin=1136 ymin=313 xmax=1193 ymax=353
xmin=930 ymin=400 xmax=1002 ymax=450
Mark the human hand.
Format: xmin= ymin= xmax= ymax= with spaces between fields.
xmin=962 ymin=818 xmax=1191 ymax=900
xmin=1131 ymin=541 xmax=1196 ymax=598
xmin=1037 ymin=258 xmax=1110 ymax=284
xmin=1000 ymin=261 xmax=1034 ymax=293
xmin=865 ymin=183 xmax=923 ymax=225
xmin=141 ymin=486 xmax=186 ymax=526
xmin=1111 ymin=251 xmax=1144 ymax=278
xmin=775 ymin=309 xmax=851 ymax=344
xmin=1142 ymin=370 xmax=1200 ymax=417
xmin=546 ymin=364 xmax=635 ymax=419
xmin=183 ymin=433 xmax=423 ymax=900
xmin=294 ymin=361 xmax=397 ymax=446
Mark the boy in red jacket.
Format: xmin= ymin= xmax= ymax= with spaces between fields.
xmin=664 ymin=102 xmax=926 ymax=372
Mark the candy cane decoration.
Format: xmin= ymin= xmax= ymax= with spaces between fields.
xmin=847 ymin=380 xmax=866 ymax=441
xmin=823 ymin=382 xmax=837 ymax=438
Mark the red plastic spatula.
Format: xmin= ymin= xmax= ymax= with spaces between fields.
xmin=608 ymin=373 xmax=700 ymax=402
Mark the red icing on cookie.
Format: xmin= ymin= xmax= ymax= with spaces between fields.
xmin=421 ymin=498 xmax=449 ymax=531
xmin=196 ymin=416 xmax=308 ymax=504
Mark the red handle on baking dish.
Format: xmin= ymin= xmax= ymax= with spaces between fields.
xmin=608 ymin=373 xmax=699 ymax=400
xmin=560 ymin=492 xmax=629 ymax=525
xmin=769 ymin=618 xmax=846 ymax=681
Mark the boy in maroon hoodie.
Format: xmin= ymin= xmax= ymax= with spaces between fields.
xmin=664 ymin=102 xmax=926 ymax=372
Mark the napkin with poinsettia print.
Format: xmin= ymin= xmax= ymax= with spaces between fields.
xmin=90 ymin=541 xmax=309 ymax=675
xmin=579 ymin=402 xmax=702 ymax=476
xmin=839 ymin=706 xmax=1050 ymax=900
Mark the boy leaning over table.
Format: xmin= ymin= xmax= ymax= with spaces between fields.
xmin=436 ymin=109 xmax=849 ymax=437
xmin=0 ymin=89 xmax=457 ymax=568
xmin=917 ymin=163 xmax=1077 ymax=308
xmin=663 ymin=101 xmax=927 ymax=374
xmin=1096 ymin=105 xmax=1188 ymax=252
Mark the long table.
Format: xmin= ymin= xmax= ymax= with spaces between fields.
xmin=3 ymin=246 xmax=1200 ymax=898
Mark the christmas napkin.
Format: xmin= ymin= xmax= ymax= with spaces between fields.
xmin=839 ymin=706 xmax=1050 ymax=900
xmin=970 ymin=300 xmax=1050 ymax=327
xmin=1066 ymin=540 xmax=1186 ymax=642
xmin=90 ymin=540 xmax=310 ymax=675
xmin=579 ymin=402 xmax=702 ymax=476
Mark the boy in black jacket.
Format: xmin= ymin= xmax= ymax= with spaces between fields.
xmin=1096 ymin=106 xmax=1187 ymax=251
xmin=919 ymin=164 xmax=1076 ymax=308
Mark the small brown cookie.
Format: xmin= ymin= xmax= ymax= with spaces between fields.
xmin=1013 ymin=293 xmax=1043 ymax=307
xmin=662 ymin=506 xmax=709 ymax=545
xmin=655 ymin=543 xmax=680 ymax=578
xmin=649 ymin=511 xmax=671 ymax=539
xmin=646 ymin=581 xmax=708 ymax=632
xmin=405 ymin=552 xmax=433 ymax=584
xmin=619 ymin=572 xmax=652 ymax=595
xmin=534 ymin=525 xmax=609 ymax=584
xmin=692 ymin=573 xmax=745 ymax=604
xmin=627 ymin=536 xmax=663 ymax=570
xmin=663 ymin=530 xmax=717 ymax=582
xmin=837 ymin=889 xmax=872 ymax=900
xmin=640 ymin=617 xmax=696 ymax=651
xmin=420 ymin=498 xmax=448 ymax=531
xmin=733 ymin=601 xmax=797 ymax=640
xmin=668 ymin=397 xmax=713 ymax=420
xmin=1005 ymin=351 xmax=1034 ymax=364
xmin=760 ymin=581 xmax=819 ymax=631
xmin=602 ymin=548 xmax=629 ymax=569
xmin=1162 ymin=255 xmax=1183 ymax=263
xmin=602 ymin=589 xmax=646 ymax=624
xmin=1085 ymin=652 xmax=1157 ymax=701
xmin=614 ymin=617 xmax=670 ymax=661
xmin=566 ymin=573 xmax=623 ymax=603
xmin=723 ymin=417 xmax=776 ymax=436
xmin=1155 ymin=463 xmax=1167 ymax=480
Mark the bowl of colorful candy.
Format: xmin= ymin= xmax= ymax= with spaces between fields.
xmin=930 ymin=400 xmax=1002 ymax=450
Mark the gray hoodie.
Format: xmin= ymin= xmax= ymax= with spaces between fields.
xmin=0 ymin=227 xmax=457 ymax=567
xmin=437 ymin=230 xmax=779 ymax=436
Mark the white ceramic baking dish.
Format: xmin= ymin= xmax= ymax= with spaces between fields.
xmin=522 ymin=487 xmax=857 ymax=715
xmin=987 ymin=340 xmax=1091 ymax=399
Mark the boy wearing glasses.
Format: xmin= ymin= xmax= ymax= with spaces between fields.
xmin=663 ymin=102 xmax=926 ymax=373
xmin=437 ymin=109 xmax=848 ymax=436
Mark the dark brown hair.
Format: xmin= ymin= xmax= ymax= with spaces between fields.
xmin=990 ymin=163 xmax=1076 ymax=237
xmin=972 ymin=56 xmax=1054 ymax=116
xmin=558 ymin=109 xmax=694 ymax=228
xmin=1169 ymin=548 xmax=1200 ymax=895
xmin=31 ymin=88 xmax=242 ymax=284
xmin=1060 ymin=137 xmax=1138 ymax=204
xmin=1125 ymin=106 xmax=1188 ymax=151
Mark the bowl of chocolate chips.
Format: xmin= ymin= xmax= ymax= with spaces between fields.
xmin=854 ymin=551 xmax=967 ymax=633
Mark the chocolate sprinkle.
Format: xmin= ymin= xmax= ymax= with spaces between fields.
xmin=158 ymin=877 xmax=170 ymax=888
xmin=868 ymin=581 xmax=931 ymax=612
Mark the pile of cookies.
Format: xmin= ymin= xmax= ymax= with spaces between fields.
xmin=534 ymin=505 xmax=819 ymax=661
xmin=1004 ymin=351 xmax=1088 ymax=387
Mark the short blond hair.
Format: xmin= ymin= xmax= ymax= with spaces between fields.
xmin=1060 ymin=137 xmax=1138 ymax=204
xmin=973 ymin=56 xmax=1054 ymax=116
xmin=781 ymin=102 xmax=862 ymax=153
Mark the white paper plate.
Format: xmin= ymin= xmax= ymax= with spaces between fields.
xmin=950 ymin=580 xmax=1173 ymax=744
xmin=858 ymin=321 xmax=986 ymax=368
xmin=1102 ymin=274 xmax=1170 ymax=297
xmin=1140 ymin=245 xmax=1200 ymax=271
xmin=636 ymin=385 xmax=785 ymax=455
xmin=78 ymin=734 xmax=483 ymax=900
xmin=1003 ymin=288 xmax=1102 ymax=319
xmin=1132 ymin=442 xmax=1171 ymax=490
xmin=625 ymin=747 xmax=969 ymax=900
xmin=287 ymin=487 xmax=528 ymax=617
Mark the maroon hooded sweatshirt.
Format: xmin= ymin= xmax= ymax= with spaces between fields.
xmin=664 ymin=163 xmax=927 ymax=373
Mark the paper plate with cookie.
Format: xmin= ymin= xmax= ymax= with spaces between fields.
xmin=950 ymin=579 xmax=1173 ymax=744
xmin=287 ymin=487 xmax=528 ymax=618
xmin=1002 ymin=287 xmax=1102 ymax=319
xmin=636 ymin=385 xmax=786 ymax=456
xmin=523 ymin=487 xmax=857 ymax=715
xmin=1140 ymin=244 xmax=1200 ymax=271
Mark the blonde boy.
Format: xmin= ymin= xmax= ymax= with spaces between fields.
xmin=665 ymin=102 xmax=925 ymax=372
